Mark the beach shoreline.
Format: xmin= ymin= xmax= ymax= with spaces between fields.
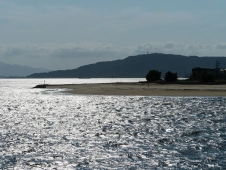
xmin=34 ymin=82 xmax=226 ymax=96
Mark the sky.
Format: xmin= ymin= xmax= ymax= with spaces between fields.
xmin=1 ymin=0 xmax=226 ymax=70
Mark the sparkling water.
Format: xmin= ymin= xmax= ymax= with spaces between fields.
xmin=0 ymin=79 xmax=226 ymax=169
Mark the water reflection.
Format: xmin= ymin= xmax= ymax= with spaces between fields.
xmin=0 ymin=79 xmax=225 ymax=169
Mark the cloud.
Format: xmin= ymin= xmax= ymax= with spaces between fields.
xmin=215 ymin=43 xmax=226 ymax=49
xmin=0 ymin=42 xmax=130 ymax=69
xmin=0 ymin=42 xmax=132 ymax=59
xmin=134 ymin=42 xmax=226 ymax=56
xmin=3 ymin=47 xmax=25 ymax=57
xmin=51 ymin=42 xmax=129 ymax=58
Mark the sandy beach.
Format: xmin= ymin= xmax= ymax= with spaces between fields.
xmin=43 ymin=82 xmax=226 ymax=96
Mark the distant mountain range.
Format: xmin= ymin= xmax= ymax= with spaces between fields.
xmin=0 ymin=61 xmax=50 ymax=77
xmin=27 ymin=53 xmax=226 ymax=78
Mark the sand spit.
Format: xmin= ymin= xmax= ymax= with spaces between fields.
xmin=34 ymin=82 xmax=226 ymax=96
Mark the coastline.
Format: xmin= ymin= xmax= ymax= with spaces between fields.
xmin=36 ymin=82 xmax=226 ymax=96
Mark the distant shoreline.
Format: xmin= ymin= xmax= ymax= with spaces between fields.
xmin=34 ymin=82 xmax=226 ymax=96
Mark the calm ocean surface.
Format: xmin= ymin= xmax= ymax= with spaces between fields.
xmin=0 ymin=78 xmax=226 ymax=169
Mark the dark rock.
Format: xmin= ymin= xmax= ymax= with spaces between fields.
xmin=33 ymin=84 xmax=47 ymax=88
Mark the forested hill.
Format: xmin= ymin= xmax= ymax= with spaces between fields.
xmin=27 ymin=53 xmax=226 ymax=78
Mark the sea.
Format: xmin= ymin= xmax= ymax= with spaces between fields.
xmin=0 ymin=78 xmax=226 ymax=169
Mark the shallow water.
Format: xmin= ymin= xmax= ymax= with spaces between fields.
xmin=0 ymin=79 xmax=226 ymax=169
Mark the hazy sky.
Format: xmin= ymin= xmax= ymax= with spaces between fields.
xmin=1 ymin=0 xmax=226 ymax=70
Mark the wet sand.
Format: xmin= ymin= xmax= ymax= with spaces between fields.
xmin=44 ymin=83 xmax=226 ymax=96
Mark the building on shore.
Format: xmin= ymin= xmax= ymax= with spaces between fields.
xmin=191 ymin=61 xmax=226 ymax=80
xmin=192 ymin=67 xmax=215 ymax=80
